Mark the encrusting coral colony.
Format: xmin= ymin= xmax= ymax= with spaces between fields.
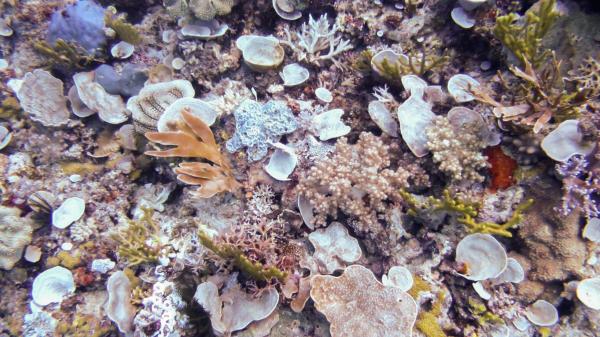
xmin=2 ymin=0 xmax=600 ymax=336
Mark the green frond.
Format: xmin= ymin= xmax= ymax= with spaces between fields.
xmin=198 ymin=230 xmax=288 ymax=282
xmin=401 ymin=189 xmax=533 ymax=238
xmin=111 ymin=208 xmax=163 ymax=266
xmin=33 ymin=39 xmax=97 ymax=72
xmin=494 ymin=0 xmax=559 ymax=68
xmin=105 ymin=6 xmax=142 ymax=45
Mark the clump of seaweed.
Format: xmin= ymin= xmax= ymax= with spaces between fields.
xmin=104 ymin=6 xmax=142 ymax=45
xmin=33 ymin=39 xmax=98 ymax=72
xmin=352 ymin=49 xmax=375 ymax=73
xmin=145 ymin=109 xmax=240 ymax=198
xmin=198 ymin=230 xmax=287 ymax=282
xmin=467 ymin=297 xmax=505 ymax=327
xmin=472 ymin=54 xmax=592 ymax=132
xmin=0 ymin=97 xmax=21 ymax=119
xmin=111 ymin=208 xmax=164 ymax=266
xmin=493 ymin=0 xmax=559 ymax=68
xmin=415 ymin=292 xmax=447 ymax=337
xmin=354 ymin=46 xmax=448 ymax=87
xmin=400 ymin=189 xmax=533 ymax=237
xmin=373 ymin=49 xmax=449 ymax=81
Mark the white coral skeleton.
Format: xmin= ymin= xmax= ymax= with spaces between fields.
xmin=281 ymin=14 xmax=353 ymax=68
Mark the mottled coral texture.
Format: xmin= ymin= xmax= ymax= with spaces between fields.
xmin=426 ymin=116 xmax=489 ymax=184
xmin=297 ymin=132 xmax=428 ymax=235
xmin=516 ymin=183 xmax=587 ymax=299
xmin=179 ymin=40 xmax=241 ymax=87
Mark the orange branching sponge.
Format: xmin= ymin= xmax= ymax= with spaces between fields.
xmin=145 ymin=109 xmax=240 ymax=198
xmin=485 ymin=146 xmax=517 ymax=191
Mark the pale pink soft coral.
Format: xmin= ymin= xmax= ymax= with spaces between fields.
xmin=297 ymin=132 xmax=429 ymax=235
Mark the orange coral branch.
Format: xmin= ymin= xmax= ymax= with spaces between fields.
xmin=145 ymin=109 xmax=240 ymax=198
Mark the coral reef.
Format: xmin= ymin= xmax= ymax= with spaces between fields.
xmin=516 ymin=181 xmax=587 ymax=288
xmin=16 ymin=69 xmax=70 ymax=127
xmin=297 ymin=132 xmax=427 ymax=234
xmin=194 ymin=277 xmax=279 ymax=335
xmin=134 ymin=281 xmax=190 ymax=337
xmin=281 ymin=14 xmax=353 ymax=68
xmin=494 ymin=0 xmax=559 ymax=67
xmin=426 ymin=116 xmax=489 ymax=184
xmin=226 ymin=100 xmax=298 ymax=162
xmin=1 ymin=0 xmax=600 ymax=336
xmin=555 ymin=154 xmax=600 ymax=219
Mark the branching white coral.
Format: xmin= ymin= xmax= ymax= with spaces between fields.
xmin=281 ymin=14 xmax=353 ymax=68
xmin=134 ymin=281 xmax=190 ymax=337
xmin=247 ymin=185 xmax=278 ymax=217
xmin=372 ymin=85 xmax=396 ymax=103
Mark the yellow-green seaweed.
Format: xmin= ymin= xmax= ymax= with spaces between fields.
xmin=59 ymin=162 xmax=103 ymax=175
xmin=415 ymin=292 xmax=447 ymax=337
xmin=105 ymin=7 xmax=142 ymax=45
xmin=372 ymin=49 xmax=449 ymax=82
xmin=493 ymin=0 xmax=559 ymax=68
xmin=55 ymin=314 xmax=113 ymax=337
xmin=33 ymin=39 xmax=97 ymax=71
xmin=111 ymin=208 xmax=163 ymax=266
xmin=198 ymin=230 xmax=288 ymax=282
xmin=468 ymin=297 xmax=505 ymax=326
xmin=352 ymin=49 xmax=375 ymax=73
xmin=406 ymin=275 xmax=447 ymax=337
xmin=0 ymin=97 xmax=21 ymax=119
xmin=400 ymin=189 xmax=533 ymax=237
xmin=408 ymin=274 xmax=432 ymax=298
